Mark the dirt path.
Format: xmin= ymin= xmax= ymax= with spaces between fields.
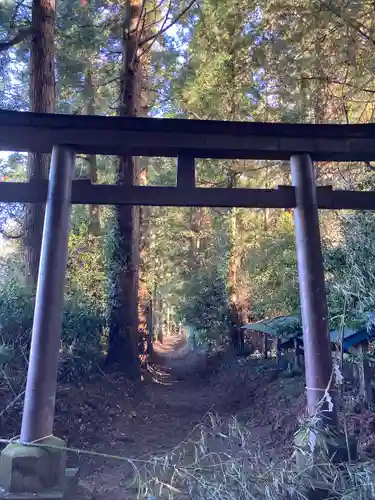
xmin=46 ymin=337 xmax=375 ymax=499
xmin=3 ymin=336 xmax=375 ymax=497
xmin=67 ymin=337 xmax=231 ymax=499
xmin=50 ymin=336 xmax=301 ymax=499
xmin=0 ymin=335 xmax=305 ymax=498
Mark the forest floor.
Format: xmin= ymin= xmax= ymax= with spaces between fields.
xmin=60 ymin=336 xmax=305 ymax=499
xmin=2 ymin=336 xmax=375 ymax=499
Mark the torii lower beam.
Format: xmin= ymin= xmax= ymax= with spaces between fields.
xmin=1 ymin=182 xmax=375 ymax=210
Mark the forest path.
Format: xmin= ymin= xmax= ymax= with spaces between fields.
xmin=54 ymin=336 xmax=280 ymax=499
xmin=152 ymin=335 xmax=208 ymax=378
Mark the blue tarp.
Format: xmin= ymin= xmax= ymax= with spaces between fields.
xmin=329 ymin=326 xmax=375 ymax=350
xmin=329 ymin=313 xmax=375 ymax=350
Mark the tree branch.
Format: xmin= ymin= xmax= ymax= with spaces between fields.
xmin=316 ymin=0 xmax=375 ymax=46
xmin=298 ymin=76 xmax=375 ymax=94
xmin=364 ymin=161 xmax=375 ymax=172
xmin=139 ymin=0 xmax=173 ymax=58
xmin=0 ymin=228 xmax=23 ymax=239
xmin=0 ymin=28 xmax=32 ymax=52
xmin=99 ymin=76 xmax=120 ymax=87
xmin=139 ymin=0 xmax=196 ymax=46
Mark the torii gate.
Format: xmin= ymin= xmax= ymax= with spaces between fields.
xmin=1 ymin=110 xmax=374 ymax=497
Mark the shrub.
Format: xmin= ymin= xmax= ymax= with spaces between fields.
xmin=0 ymin=257 xmax=105 ymax=385
xmin=325 ymin=212 xmax=375 ymax=329
xmin=59 ymin=293 xmax=106 ymax=383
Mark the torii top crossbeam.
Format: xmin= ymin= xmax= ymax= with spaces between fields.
xmin=1 ymin=110 xmax=375 ymax=210
xmin=2 ymin=109 xmax=375 ymax=161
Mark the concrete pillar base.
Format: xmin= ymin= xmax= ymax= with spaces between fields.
xmin=295 ymin=428 xmax=357 ymax=468
xmin=0 ymin=437 xmax=78 ymax=499
xmin=295 ymin=428 xmax=357 ymax=499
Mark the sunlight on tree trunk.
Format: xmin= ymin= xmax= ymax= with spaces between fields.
xmin=106 ymin=0 xmax=144 ymax=378
xmin=24 ymin=0 xmax=56 ymax=285
xmin=83 ymin=67 xmax=101 ymax=236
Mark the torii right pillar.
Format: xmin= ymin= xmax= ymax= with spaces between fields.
xmin=291 ymin=154 xmax=337 ymax=426
xmin=291 ymin=154 xmax=356 ymax=463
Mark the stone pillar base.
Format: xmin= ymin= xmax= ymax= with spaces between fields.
xmin=295 ymin=428 xmax=357 ymax=499
xmin=0 ymin=437 xmax=78 ymax=500
xmin=295 ymin=428 xmax=357 ymax=468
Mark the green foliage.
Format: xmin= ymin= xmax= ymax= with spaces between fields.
xmin=325 ymin=212 xmax=375 ymax=329
xmin=0 ymin=345 xmax=14 ymax=368
xmin=0 ymin=260 xmax=35 ymax=343
xmin=3 ymin=0 xmax=375 ymax=388
xmin=67 ymin=207 xmax=107 ymax=311
xmin=180 ymin=265 xmax=229 ymax=343
xmin=247 ymin=212 xmax=299 ymax=318
xmin=59 ymin=293 xmax=106 ymax=383
xmin=178 ymin=0 xmax=263 ymax=120
xmin=0 ymin=234 xmax=106 ymax=384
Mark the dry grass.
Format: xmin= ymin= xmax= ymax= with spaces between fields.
xmin=131 ymin=413 xmax=375 ymax=500
xmin=3 ymin=410 xmax=375 ymax=499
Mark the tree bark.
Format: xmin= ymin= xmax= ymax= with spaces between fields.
xmin=0 ymin=28 xmax=32 ymax=52
xmin=227 ymin=201 xmax=246 ymax=350
xmin=24 ymin=0 xmax=56 ymax=285
xmin=137 ymin=12 xmax=155 ymax=362
xmin=138 ymin=167 xmax=152 ymax=358
xmin=156 ymin=292 xmax=163 ymax=343
xmin=146 ymin=297 xmax=153 ymax=355
xmin=106 ymin=0 xmax=144 ymax=378
xmin=83 ymin=67 xmax=100 ymax=236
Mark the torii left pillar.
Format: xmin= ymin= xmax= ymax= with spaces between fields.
xmin=0 ymin=147 xmax=78 ymax=499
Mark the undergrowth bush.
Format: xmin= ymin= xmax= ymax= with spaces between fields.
xmin=59 ymin=294 xmax=106 ymax=383
xmin=325 ymin=212 xmax=375 ymax=329
xmin=0 ymin=258 xmax=105 ymax=385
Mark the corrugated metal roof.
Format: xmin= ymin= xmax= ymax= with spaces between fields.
xmin=242 ymin=313 xmax=375 ymax=350
xmin=242 ymin=315 xmax=301 ymax=344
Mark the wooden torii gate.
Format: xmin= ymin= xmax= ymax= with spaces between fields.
xmin=1 ymin=109 xmax=374 ymax=496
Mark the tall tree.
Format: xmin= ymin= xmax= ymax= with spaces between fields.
xmin=106 ymin=0 xmax=196 ymax=376
xmin=106 ymin=0 xmax=145 ymax=377
xmin=177 ymin=0 xmax=264 ymax=347
xmin=24 ymin=0 xmax=56 ymax=284
xmin=83 ymin=67 xmax=101 ymax=235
